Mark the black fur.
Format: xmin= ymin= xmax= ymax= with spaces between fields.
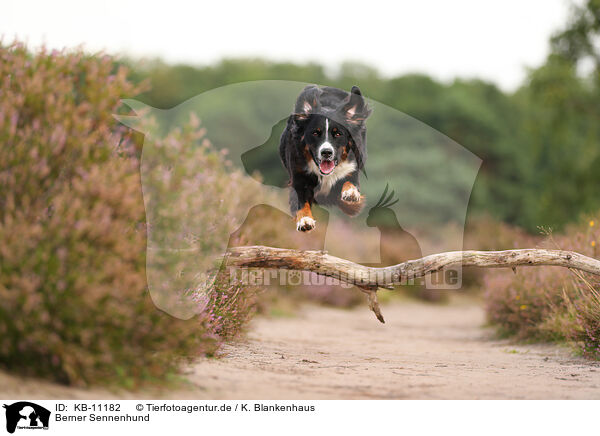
xmin=279 ymin=85 xmax=372 ymax=230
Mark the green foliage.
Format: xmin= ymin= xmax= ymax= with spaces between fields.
xmin=121 ymin=2 xmax=600 ymax=232
xmin=551 ymin=0 xmax=600 ymax=71
xmin=481 ymin=1 xmax=600 ymax=351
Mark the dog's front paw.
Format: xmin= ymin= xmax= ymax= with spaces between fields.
xmin=296 ymin=216 xmax=316 ymax=232
xmin=341 ymin=182 xmax=361 ymax=203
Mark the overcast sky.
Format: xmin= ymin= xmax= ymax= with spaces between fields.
xmin=2 ymin=0 xmax=578 ymax=91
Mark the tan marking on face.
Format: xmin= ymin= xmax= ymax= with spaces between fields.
xmin=341 ymin=146 xmax=348 ymax=161
xmin=303 ymin=144 xmax=313 ymax=163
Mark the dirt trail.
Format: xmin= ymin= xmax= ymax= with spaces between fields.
xmin=2 ymin=300 xmax=600 ymax=399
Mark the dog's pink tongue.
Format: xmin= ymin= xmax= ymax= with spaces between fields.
xmin=319 ymin=160 xmax=335 ymax=174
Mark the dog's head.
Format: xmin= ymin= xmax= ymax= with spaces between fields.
xmin=292 ymin=85 xmax=371 ymax=175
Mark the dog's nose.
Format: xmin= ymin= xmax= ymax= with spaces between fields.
xmin=320 ymin=148 xmax=333 ymax=160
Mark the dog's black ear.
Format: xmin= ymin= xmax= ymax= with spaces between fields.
xmin=294 ymin=85 xmax=320 ymax=119
xmin=341 ymin=86 xmax=372 ymax=124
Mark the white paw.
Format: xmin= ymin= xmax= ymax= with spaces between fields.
xmin=342 ymin=186 xmax=361 ymax=202
xmin=296 ymin=216 xmax=316 ymax=232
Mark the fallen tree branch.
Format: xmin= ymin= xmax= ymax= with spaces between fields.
xmin=224 ymin=246 xmax=600 ymax=323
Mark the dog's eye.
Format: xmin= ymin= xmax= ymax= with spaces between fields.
xmin=333 ymin=131 xmax=342 ymax=137
xmin=312 ymin=130 xmax=320 ymax=136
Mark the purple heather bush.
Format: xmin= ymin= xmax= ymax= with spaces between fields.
xmin=0 ymin=42 xmax=260 ymax=386
xmin=484 ymin=216 xmax=600 ymax=357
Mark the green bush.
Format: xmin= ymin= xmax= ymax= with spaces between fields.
xmin=0 ymin=42 xmax=258 ymax=386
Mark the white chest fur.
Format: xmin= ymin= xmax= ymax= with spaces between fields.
xmin=306 ymin=159 xmax=357 ymax=196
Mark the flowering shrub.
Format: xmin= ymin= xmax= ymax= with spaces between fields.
xmin=136 ymin=111 xmax=267 ymax=335
xmin=484 ymin=217 xmax=600 ymax=357
xmin=0 ymin=42 xmax=260 ymax=386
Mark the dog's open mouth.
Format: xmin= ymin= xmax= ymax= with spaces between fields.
xmin=319 ymin=159 xmax=336 ymax=175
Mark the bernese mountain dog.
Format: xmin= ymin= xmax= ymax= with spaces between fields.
xmin=279 ymin=85 xmax=372 ymax=232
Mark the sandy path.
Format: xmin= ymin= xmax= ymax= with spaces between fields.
xmin=186 ymin=301 xmax=600 ymax=399
xmin=2 ymin=300 xmax=600 ymax=399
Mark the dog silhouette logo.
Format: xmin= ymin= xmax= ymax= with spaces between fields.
xmin=3 ymin=402 xmax=50 ymax=434
xmin=116 ymin=80 xmax=481 ymax=319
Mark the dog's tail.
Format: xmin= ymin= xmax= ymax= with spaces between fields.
xmin=338 ymin=195 xmax=366 ymax=217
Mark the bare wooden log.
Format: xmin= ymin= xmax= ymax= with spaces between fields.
xmin=225 ymin=246 xmax=600 ymax=284
xmin=224 ymin=246 xmax=600 ymax=323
